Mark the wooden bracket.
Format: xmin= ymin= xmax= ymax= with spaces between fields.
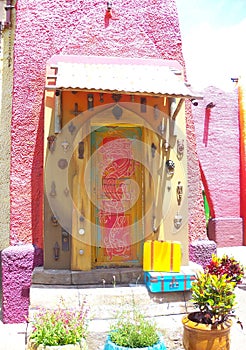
xmin=171 ymin=98 xmax=184 ymax=120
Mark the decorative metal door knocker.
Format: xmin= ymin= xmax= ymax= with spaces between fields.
xmin=176 ymin=181 xmax=183 ymax=206
xmin=158 ymin=119 xmax=165 ymax=136
xmin=112 ymin=93 xmax=121 ymax=102
xmin=71 ymin=103 xmax=82 ymax=117
xmin=166 ymin=159 xmax=175 ymax=175
xmin=99 ymin=93 xmax=104 ymax=103
xmin=64 ymin=187 xmax=69 ymax=196
xmin=58 ymin=158 xmax=68 ymax=169
xmin=177 ymin=139 xmax=184 ymax=158
xmin=53 ymin=242 xmax=60 ymax=260
xmin=78 ymin=141 xmax=85 ymax=159
xmin=62 ymin=230 xmax=70 ymax=251
xmin=140 ymin=97 xmax=146 ymax=113
xmin=163 ymin=141 xmax=170 ymax=153
xmin=152 ymin=216 xmax=158 ymax=233
xmin=68 ymin=122 xmax=76 ymax=135
xmin=47 ymin=135 xmax=56 ymax=153
xmin=112 ymin=105 xmax=123 ymax=120
xmin=154 ymin=105 xmax=159 ymax=120
xmin=151 ymin=143 xmax=157 ymax=158
xmin=87 ymin=94 xmax=94 ymax=110
xmin=79 ymin=228 xmax=85 ymax=235
xmin=61 ymin=140 xmax=69 ymax=153
xmin=174 ymin=212 xmax=183 ymax=229
xmin=50 ymin=181 xmax=57 ymax=197
xmin=51 ymin=215 xmax=58 ymax=226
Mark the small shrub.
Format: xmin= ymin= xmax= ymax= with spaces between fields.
xmin=29 ymin=300 xmax=89 ymax=346
xmin=109 ymin=310 xmax=160 ymax=348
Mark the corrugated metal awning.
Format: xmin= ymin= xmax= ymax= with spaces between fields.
xmin=46 ymin=55 xmax=203 ymax=100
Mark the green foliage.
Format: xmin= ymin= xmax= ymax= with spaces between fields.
xmin=206 ymin=254 xmax=244 ymax=286
xmin=191 ymin=272 xmax=237 ymax=325
xmin=29 ymin=300 xmax=89 ymax=346
xmin=109 ymin=310 xmax=160 ymax=348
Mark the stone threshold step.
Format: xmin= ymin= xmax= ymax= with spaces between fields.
xmin=32 ymin=266 xmax=143 ymax=285
xmin=32 ymin=262 xmax=202 ymax=286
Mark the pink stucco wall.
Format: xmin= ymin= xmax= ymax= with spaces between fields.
xmin=10 ymin=0 xmax=205 ymax=247
xmin=186 ymin=103 xmax=207 ymax=242
xmin=3 ymin=0 xmax=208 ymax=323
xmin=192 ymin=86 xmax=243 ymax=246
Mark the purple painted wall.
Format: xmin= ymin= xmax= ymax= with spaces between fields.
xmin=3 ymin=0 xmax=207 ymax=323
xmin=192 ymin=86 xmax=243 ymax=246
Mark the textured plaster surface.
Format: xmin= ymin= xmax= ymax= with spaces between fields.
xmin=192 ymin=86 xmax=242 ymax=245
xmin=185 ymin=103 xmax=207 ymax=242
xmin=11 ymin=0 xmax=205 ymax=247
xmin=208 ymin=218 xmax=243 ymax=247
xmin=189 ymin=239 xmax=217 ymax=268
xmin=2 ymin=244 xmax=35 ymax=323
xmin=5 ymin=0 xmax=208 ymax=324
xmin=193 ymin=87 xmax=240 ymax=217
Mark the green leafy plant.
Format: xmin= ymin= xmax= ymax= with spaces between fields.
xmin=109 ymin=309 xmax=160 ymax=348
xmin=190 ymin=272 xmax=240 ymax=327
xmin=29 ymin=300 xmax=89 ymax=346
xmin=206 ymin=254 xmax=244 ymax=286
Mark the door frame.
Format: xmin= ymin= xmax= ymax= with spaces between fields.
xmin=70 ymin=104 xmax=160 ymax=271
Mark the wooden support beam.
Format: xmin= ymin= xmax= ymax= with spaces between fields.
xmin=171 ymin=98 xmax=185 ymax=120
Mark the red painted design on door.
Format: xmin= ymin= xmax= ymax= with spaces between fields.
xmin=91 ymin=127 xmax=143 ymax=265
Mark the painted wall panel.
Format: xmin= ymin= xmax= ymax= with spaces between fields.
xmin=192 ymin=86 xmax=242 ymax=246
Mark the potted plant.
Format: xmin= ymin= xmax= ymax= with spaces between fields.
xmin=104 ymin=309 xmax=167 ymax=350
xmin=26 ymin=300 xmax=89 ymax=350
xmin=182 ymin=254 xmax=244 ymax=350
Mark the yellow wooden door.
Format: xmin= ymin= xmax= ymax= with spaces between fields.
xmin=91 ymin=126 xmax=143 ymax=266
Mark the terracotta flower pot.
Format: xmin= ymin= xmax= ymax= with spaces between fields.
xmin=103 ymin=332 xmax=167 ymax=350
xmin=182 ymin=314 xmax=232 ymax=350
xmin=26 ymin=338 xmax=88 ymax=350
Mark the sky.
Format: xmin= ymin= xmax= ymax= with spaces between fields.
xmin=176 ymin=0 xmax=246 ymax=91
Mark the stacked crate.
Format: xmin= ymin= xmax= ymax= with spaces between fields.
xmin=143 ymin=240 xmax=196 ymax=293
